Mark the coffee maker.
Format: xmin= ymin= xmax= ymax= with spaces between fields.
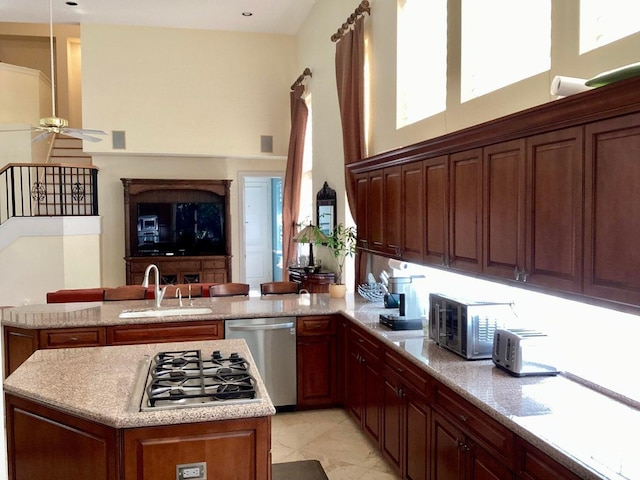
xmin=379 ymin=275 xmax=425 ymax=330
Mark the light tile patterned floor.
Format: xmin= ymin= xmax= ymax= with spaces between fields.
xmin=272 ymin=408 xmax=401 ymax=480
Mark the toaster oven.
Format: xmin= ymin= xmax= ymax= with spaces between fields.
xmin=429 ymin=293 xmax=515 ymax=360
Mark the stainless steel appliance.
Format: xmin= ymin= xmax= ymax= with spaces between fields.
xmin=224 ymin=317 xmax=297 ymax=407
xmin=139 ymin=349 xmax=261 ymax=411
xmin=379 ymin=275 xmax=425 ymax=330
xmin=429 ymin=293 xmax=515 ymax=360
xmin=492 ymin=328 xmax=558 ymax=377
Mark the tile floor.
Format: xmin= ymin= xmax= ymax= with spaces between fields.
xmin=272 ymin=408 xmax=401 ymax=480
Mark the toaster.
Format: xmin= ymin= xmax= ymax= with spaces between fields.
xmin=492 ymin=328 xmax=558 ymax=377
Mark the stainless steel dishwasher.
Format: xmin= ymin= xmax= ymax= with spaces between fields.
xmin=224 ymin=317 xmax=297 ymax=407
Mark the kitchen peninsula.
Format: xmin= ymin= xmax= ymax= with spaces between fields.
xmin=3 ymin=294 xmax=639 ymax=480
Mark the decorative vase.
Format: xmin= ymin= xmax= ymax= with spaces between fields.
xmin=328 ymin=283 xmax=347 ymax=298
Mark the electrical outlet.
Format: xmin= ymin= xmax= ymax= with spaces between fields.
xmin=176 ymin=462 xmax=206 ymax=480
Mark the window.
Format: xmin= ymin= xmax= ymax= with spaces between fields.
xmin=580 ymin=0 xmax=640 ymax=54
xmin=460 ymin=0 xmax=551 ymax=102
xmin=396 ymin=0 xmax=447 ymax=128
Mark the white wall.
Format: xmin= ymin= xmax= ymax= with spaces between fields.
xmin=0 ymin=217 xmax=101 ymax=306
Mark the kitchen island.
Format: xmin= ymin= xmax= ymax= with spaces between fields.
xmin=3 ymin=339 xmax=275 ymax=480
xmin=3 ymin=294 xmax=640 ymax=480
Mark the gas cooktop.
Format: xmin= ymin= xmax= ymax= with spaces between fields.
xmin=139 ymin=349 xmax=261 ymax=411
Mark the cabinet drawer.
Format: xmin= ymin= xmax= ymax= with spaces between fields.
xmin=434 ymin=383 xmax=514 ymax=465
xmin=107 ymin=321 xmax=222 ymax=345
xmin=297 ymin=315 xmax=337 ymax=336
xmin=203 ymin=258 xmax=227 ymax=269
xmin=516 ymin=437 xmax=582 ymax=480
xmin=40 ymin=328 xmax=106 ymax=349
xmin=349 ymin=325 xmax=381 ymax=358
xmin=162 ymin=260 xmax=202 ymax=273
xmin=383 ymin=349 xmax=429 ymax=396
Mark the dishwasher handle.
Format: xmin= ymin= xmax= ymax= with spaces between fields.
xmin=226 ymin=321 xmax=295 ymax=332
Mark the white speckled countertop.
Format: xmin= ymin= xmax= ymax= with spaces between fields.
xmin=3 ymin=339 xmax=276 ymax=429
xmin=3 ymin=294 xmax=639 ymax=479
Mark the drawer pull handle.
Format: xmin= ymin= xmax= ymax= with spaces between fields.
xmin=70 ymin=337 xmax=78 ymax=341
xmin=358 ymin=338 xmax=365 ymax=343
xmin=458 ymin=414 xmax=468 ymax=422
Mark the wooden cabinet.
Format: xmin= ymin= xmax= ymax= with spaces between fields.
xmin=482 ymin=140 xmax=526 ymax=280
xmin=123 ymin=417 xmax=271 ymax=480
xmin=355 ymin=172 xmax=370 ymax=249
xmin=296 ymin=315 xmax=338 ymax=408
xmin=524 ymin=127 xmax=584 ymax=292
xmin=288 ymin=269 xmax=336 ymax=293
xmin=432 ymin=411 xmax=514 ymax=480
xmin=39 ymin=327 xmax=106 ymax=349
xmin=449 ymin=149 xmax=483 ymax=273
xmin=368 ymin=170 xmax=385 ymax=251
xmin=584 ymin=113 xmax=640 ymax=306
xmin=3 ymin=327 xmax=39 ymax=378
xmin=384 ymin=166 xmax=403 ymax=256
xmin=107 ymin=320 xmax=222 ymax=345
xmin=515 ymin=437 xmax=582 ymax=480
xmin=424 ymin=155 xmax=449 ymax=266
xmin=126 ymin=255 xmax=230 ymax=285
xmin=401 ymin=161 xmax=425 ymax=261
xmin=345 ymin=323 xmax=383 ymax=445
xmin=121 ymin=178 xmax=232 ymax=285
xmin=5 ymin=394 xmax=119 ymax=480
xmin=381 ymin=348 xmax=431 ymax=479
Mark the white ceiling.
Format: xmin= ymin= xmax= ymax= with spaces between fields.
xmin=0 ymin=0 xmax=316 ymax=35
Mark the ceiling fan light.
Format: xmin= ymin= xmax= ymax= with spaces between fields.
xmin=40 ymin=117 xmax=68 ymax=128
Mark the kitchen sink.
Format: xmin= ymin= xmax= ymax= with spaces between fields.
xmin=119 ymin=307 xmax=213 ymax=319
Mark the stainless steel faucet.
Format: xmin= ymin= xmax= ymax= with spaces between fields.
xmin=175 ymin=287 xmax=183 ymax=307
xmin=142 ymin=264 xmax=167 ymax=308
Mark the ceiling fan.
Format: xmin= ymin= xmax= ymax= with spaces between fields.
xmin=3 ymin=0 xmax=106 ymax=143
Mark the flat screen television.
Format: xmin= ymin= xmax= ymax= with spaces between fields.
xmin=134 ymin=201 xmax=225 ymax=256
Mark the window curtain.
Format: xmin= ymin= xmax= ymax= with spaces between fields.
xmin=335 ymin=15 xmax=366 ymax=221
xmin=282 ymin=85 xmax=309 ymax=275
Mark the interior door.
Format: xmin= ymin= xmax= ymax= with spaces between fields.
xmin=244 ymin=178 xmax=273 ymax=290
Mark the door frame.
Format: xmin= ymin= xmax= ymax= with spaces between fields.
xmin=238 ymin=171 xmax=285 ymax=285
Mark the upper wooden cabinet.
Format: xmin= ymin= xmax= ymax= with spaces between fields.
xmin=449 ymin=149 xmax=483 ymax=273
xmin=584 ymin=113 xmax=640 ymax=306
xmin=348 ymin=75 xmax=640 ymax=311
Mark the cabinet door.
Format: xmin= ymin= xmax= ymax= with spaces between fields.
xmin=39 ymin=327 xmax=106 ymax=349
xmin=382 ymin=371 xmax=405 ymax=476
xmin=515 ymin=437 xmax=582 ymax=480
xmin=384 ymin=166 xmax=402 ymax=255
xmin=467 ymin=438 xmax=514 ymax=480
xmin=432 ymin=411 xmax=465 ymax=480
xmin=406 ymin=393 xmax=430 ymax=480
xmin=584 ymin=114 xmax=640 ymax=305
xmin=107 ymin=321 xmax=222 ymax=345
xmin=483 ymin=140 xmax=526 ymax=279
xmin=402 ymin=161 xmax=425 ymax=261
xmin=362 ymin=350 xmax=383 ymax=444
xmin=3 ymin=327 xmax=39 ymax=377
xmin=449 ymin=149 xmax=483 ymax=273
xmin=525 ymin=127 xmax=583 ymax=292
xmin=355 ymin=173 xmax=370 ymax=249
xmin=345 ymin=347 xmax=365 ymax=423
xmin=424 ymin=156 xmax=448 ymax=266
xmin=368 ymin=170 xmax=385 ymax=251
xmin=296 ymin=335 xmax=337 ymax=407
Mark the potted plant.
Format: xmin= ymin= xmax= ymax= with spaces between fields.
xmin=324 ymin=223 xmax=357 ymax=298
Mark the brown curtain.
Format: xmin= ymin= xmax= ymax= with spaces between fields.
xmin=282 ymin=84 xmax=309 ymax=276
xmin=335 ymin=15 xmax=366 ymax=220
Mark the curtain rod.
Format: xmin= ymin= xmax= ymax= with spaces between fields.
xmin=290 ymin=67 xmax=312 ymax=91
xmin=330 ymin=0 xmax=370 ymax=42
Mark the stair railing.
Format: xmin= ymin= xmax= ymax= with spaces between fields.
xmin=0 ymin=163 xmax=99 ymax=226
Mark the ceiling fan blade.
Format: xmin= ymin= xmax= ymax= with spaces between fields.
xmin=32 ymin=131 xmax=53 ymax=143
xmin=60 ymin=130 xmax=104 ymax=142
xmin=65 ymin=127 xmax=107 ymax=136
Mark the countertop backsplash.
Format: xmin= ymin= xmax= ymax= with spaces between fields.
xmin=377 ymin=262 xmax=640 ymax=407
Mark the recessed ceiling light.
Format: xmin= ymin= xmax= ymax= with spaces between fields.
xmin=65 ymin=1 xmax=78 ymax=5
xmin=242 ymin=12 xmax=253 ymax=17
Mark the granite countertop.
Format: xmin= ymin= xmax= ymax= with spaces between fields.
xmin=3 ymin=294 xmax=639 ymax=479
xmin=3 ymin=339 xmax=276 ymax=429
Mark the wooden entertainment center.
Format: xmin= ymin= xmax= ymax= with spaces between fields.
xmin=121 ymin=178 xmax=232 ymax=285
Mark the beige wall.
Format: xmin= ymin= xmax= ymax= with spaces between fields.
xmin=81 ymin=24 xmax=296 ymax=157
xmin=93 ymin=155 xmax=285 ymax=287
